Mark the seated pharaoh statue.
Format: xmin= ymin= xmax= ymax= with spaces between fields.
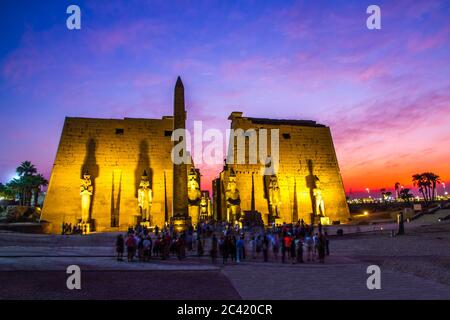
xmin=225 ymin=170 xmax=241 ymax=222
xmin=313 ymin=177 xmax=325 ymax=217
xmin=80 ymin=173 xmax=93 ymax=224
xmin=268 ymin=174 xmax=281 ymax=218
xmin=138 ymin=170 xmax=152 ymax=223
xmin=187 ymin=168 xmax=202 ymax=205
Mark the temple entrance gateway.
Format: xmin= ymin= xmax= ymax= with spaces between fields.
xmin=41 ymin=79 xmax=349 ymax=234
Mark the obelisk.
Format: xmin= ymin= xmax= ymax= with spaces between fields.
xmin=172 ymin=76 xmax=190 ymax=231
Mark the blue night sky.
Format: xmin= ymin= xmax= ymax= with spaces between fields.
xmin=0 ymin=0 xmax=450 ymax=195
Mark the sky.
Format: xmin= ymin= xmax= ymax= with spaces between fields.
xmin=0 ymin=0 xmax=449 ymax=198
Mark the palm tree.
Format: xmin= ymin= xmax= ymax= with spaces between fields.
xmin=380 ymin=188 xmax=386 ymax=200
xmin=412 ymin=173 xmax=429 ymax=205
xmin=6 ymin=178 xmax=27 ymax=205
xmin=399 ymin=188 xmax=413 ymax=204
xmin=385 ymin=191 xmax=392 ymax=201
xmin=6 ymin=161 xmax=48 ymax=206
xmin=30 ymin=174 xmax=48 ymax=206
xmin=412 ymin=172 xmax=441 ymax=204
xmin=0 ymin=183 xmax=15 ymax=200
xmin=423 ymin=172 xmax=440 ymax=201
xmin=16 ymin=161 xmax=37 ymax=177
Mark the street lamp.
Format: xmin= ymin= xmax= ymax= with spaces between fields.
xmin=365 ymin=187 xmax=371 ymax=199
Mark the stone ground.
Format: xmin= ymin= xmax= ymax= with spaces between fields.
xmin=1 ymin=210 xmax=450 ymax=300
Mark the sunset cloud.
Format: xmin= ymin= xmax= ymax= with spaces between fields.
xmin=0 ymin=0 xmax=449 ymax=196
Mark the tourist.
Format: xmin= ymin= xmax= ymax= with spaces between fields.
xmin=162 ymin=233 xmax=171 ymax=260
xmin=187 ymin=232 xmax=193 ymax=251
xmin=197 ymin=234 xmax=204 ymax=257
xmin=272 ymin=234 xmax=280 ymax=261
xmin=304 ymin=223 xmax=310 ymax=238
xmin=210 ymin=234 xmax=218 ymax=263
xmin=116 ymin=234 xmax=124 ymax=261
xmin=219 ymin=235 xmax=227 ymax=264
xmin=255 ymin=235 xmax=262 ymax=259
xmin=125 ymin=234 xmax=136 ymax=262
xmin=290 ymin=234 xmax=296 ymax=264
xmin=137 ymin=235 xmax=145 ymax=261
xmin=236 ymin=236 xmax=244 ymax=262
xmin=153 ymin=236 xmax=161 ymax=257
xmin=313 ymin=233 xmax=319 ymax=261
xmin=299 ymin=222 xmax=305 ymax=237
xmin=230 ymin=235 xmax=237 ymax=263
xmin=143 ymin=236 xmax=152 ymax=261
xmin=262 ymin=235 xmax=269 ymax=262
xmin=318 ymin=233 xmax=326 ymax=263
xmin=282 ymin=233 xmax=292 ymax=263
xmin=249 ymin=235 xmax=256 ymax=259
xmin=296 ymin=236 xmax=304 ymax=263
xmin=134 ymin=233 xmax=141 ymax=258
xmin=305 ymin=234 xmax=313 ymax=262
xmin=170 ymin=236 xmax=177 ymax=255
xmin=176 ymin=233 xmax=186 ymax=260
xmin=241 ymin=233 xmax=246 ymax=259
xmin=324 ymin=231 xmax=330 ymax=256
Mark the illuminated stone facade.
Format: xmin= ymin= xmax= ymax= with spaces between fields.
xmin=214 ymin=112 xmax=350 ymax=225
xmin=41 ymin=116 xmax=177 ymax=233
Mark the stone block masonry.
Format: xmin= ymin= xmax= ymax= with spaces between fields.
xmin=217 ymin=112 xmax=350 ymax=225
xmin=41 ymin=116 xmax=174 ymax=233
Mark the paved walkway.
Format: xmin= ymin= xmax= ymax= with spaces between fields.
xmin=0 ymin=270 xmax=241 ymax=300
xmin=0 ymin=213 xmax=449 ymax=299
xmin=222 ymin=263 xmax=450 ymax=300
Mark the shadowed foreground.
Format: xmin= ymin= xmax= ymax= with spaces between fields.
xmin=0 ymin=270 xmax=241 ymax=300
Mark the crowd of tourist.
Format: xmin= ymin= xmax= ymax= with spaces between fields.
xmin=114 ymin=220 xmax=331 ymax=264
xmin=61 ymin=222 xmax=87 ymax=235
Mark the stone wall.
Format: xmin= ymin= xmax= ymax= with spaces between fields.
xmin=218 ymin=112 xmax=350 ymax=224
xmin=41 ymin=117 xmax=174 ymax=233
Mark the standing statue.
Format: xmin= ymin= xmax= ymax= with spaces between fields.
xmin=80 ymin=173 xmax=93 ymax=223
xmin=313 ymin=176 xmax=325 ymax=217
xmin=225 ymin=172 xmax=241 ymax=222
xmin=187 ymin=168 xmax=202 ymax=223
xmin=138 ymin=171 xmax=152 ymax=222
xmin=187 ymin=168 xmax=202 ymax=205
xmin=200 ymin=196 xmax=208 ymax=219
xmin=199 ymin=191 xmax=211 ymax=220
xmin=268 ymin=174 xmax=281 ymax=218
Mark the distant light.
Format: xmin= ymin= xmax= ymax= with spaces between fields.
xmin=9 ymin=173 xmax=20 ymax=181
xmin=363 ymin=211 xmax=369 ymax=216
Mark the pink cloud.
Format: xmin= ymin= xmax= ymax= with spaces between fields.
xmin=85 ymin=20 xmax=166 ymax=54
xmin=407 ymin=26 xmax=450 ymax=52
